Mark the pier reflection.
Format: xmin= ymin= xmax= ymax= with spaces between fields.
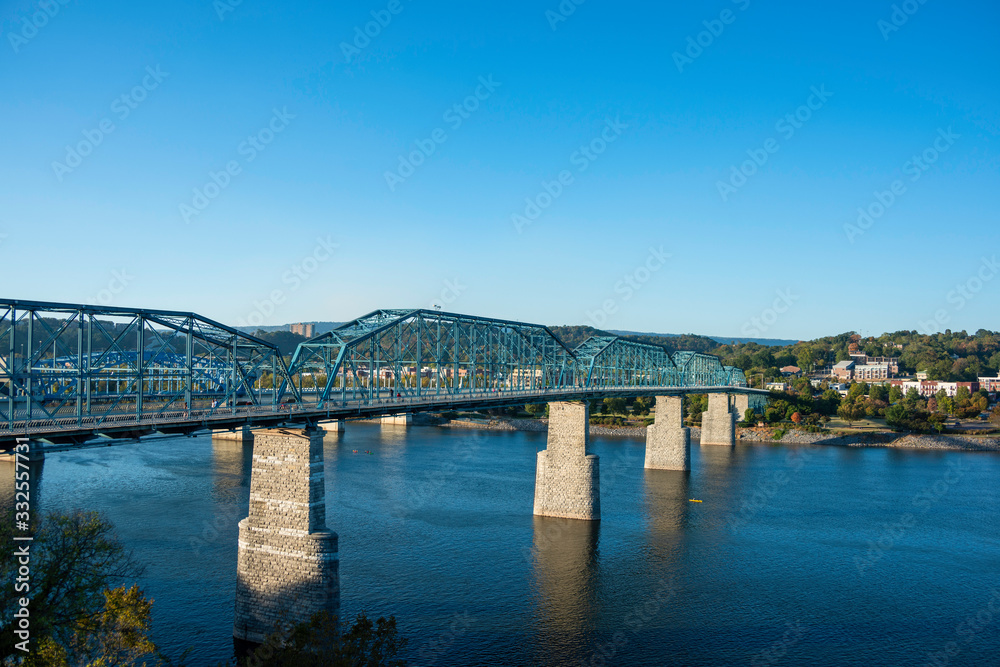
xmin=642 ymin=468 xmax=691 ymax=542
xmin=530 ymin=515 xmax=600 ymax=664
xmin=210 ymin=437 xmax=251 ymax=505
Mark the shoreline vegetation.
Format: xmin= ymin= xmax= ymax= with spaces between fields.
xmin=431 ymin=415 xmax=1000 ymax=452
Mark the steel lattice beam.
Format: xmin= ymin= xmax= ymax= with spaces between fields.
xmin=0 ymin=300 xmax=765 ymax=446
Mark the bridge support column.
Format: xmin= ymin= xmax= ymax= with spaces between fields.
xmin=533 ymin=402 xmax=600 ymax=521
xmin=234 ymin=428 xmax=339 ymax=645
xmin=20 ymin=439 xmax=46 ymax=462
xmin=733 ymin=394 xmax=750 ymax=422
xmin=380 ymin=413 xmax=412 ymax=426
xmin=701 ymin=393 xmax=736 ymax=446
xmin=645 ymin=396 xmax=689 ymax=471
xmin=213 ymin=425 xmax=254 ymax=443
xmin=320 ymin=419 xmax=345 ymax=433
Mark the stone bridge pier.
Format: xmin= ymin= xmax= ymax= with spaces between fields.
xmin=733 ymin=393 xmax=750 ymax=422
xmin=234 ymin=428 xmax=339 ymax=645
xmin=533 ymin=401 xmax=600 ymax=521
xmin=701 ymin=393 xmax=738 ymax=446
xmin=645 ymin=396 xmax=690 ymax=471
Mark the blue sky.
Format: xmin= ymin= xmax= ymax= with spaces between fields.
xmin=1 ymin=0 xmax=998 ymax=339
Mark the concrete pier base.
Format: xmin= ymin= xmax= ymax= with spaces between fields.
xmin=319 ymin=419 xmax=346 ymax=433
xmin=533 ymin=402 xmax=600 ymax=521
xmin=380 ymin=413 xmax=412 ymax=426
xmin=645 ymin=396 xmax=690 ymax=471
xmin=234 ymin=428 xmax=339 ymax=644
xmin=733 ymin=394 xmax=750 ymax=422
xmin=701 ymin=393 xmax=736 ymax=446
xmin=213 ymin=426 xmax=254 ymax=444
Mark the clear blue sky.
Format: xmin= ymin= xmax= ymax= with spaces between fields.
xmin=2 ymin=0 xmax=998 ymax=340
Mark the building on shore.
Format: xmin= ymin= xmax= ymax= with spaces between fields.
xmin=290 ymin=322 xmax=315 ymax=338
xmin=978 ymin=377 xmax=1000 ymax=393
xmin=888 ymin=379 xmax=980 ymax=398
xmin=832 ymin=355 xmax=899 ymax=382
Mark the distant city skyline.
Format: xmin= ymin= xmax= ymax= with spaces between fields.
xmin=2 ymin=1 xmax=998 ymax=339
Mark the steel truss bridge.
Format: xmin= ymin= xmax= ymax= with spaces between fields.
xmin=0 ymin=300 xmax=767 ymax=447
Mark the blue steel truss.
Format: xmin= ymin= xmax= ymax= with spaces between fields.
xmin=0 ymin=299 xmax=297 ymax=432
xmin=0 ymin=299 xmax=761 ymax=445
xmin=284 ymin=309 xmax=577 ymax=406
xmin=573 ymin=336 xmax=681 ymax=388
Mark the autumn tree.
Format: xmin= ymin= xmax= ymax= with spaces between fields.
xmin=0 ymin=511 xmax=163 ymax=665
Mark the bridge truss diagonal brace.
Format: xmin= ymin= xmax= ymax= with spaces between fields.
xmin=645 ymin=395 xmax=690 ymax=471
xmin=533 ymin=401 xmax=600 ymax=521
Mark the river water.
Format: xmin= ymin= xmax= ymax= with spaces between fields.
xmin=5 ymin=425 xmax=1000 ymax=666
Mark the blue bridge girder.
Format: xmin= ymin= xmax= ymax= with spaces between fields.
xmin=0 ymin=300 xmax=764 ymax=447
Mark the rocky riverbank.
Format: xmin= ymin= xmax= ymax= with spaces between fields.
xmin=438 ymin=417 xmax=1000 ymax=452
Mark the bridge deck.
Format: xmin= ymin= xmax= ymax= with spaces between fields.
xmin=0 ymin=385 xmax=767 ymax=447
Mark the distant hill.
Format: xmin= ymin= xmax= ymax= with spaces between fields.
xmin=608 ymin=330 xmax=798 ymax=348
xmin=549 ymin=326 xmax=719 ymax=354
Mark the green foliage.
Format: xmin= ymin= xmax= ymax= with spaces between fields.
xmin=602 ymin=397 xmax=627 ymax=415
xmin=1 ymin=511 xmax=146 ymax=662
xmin=248 ymin=611 xmax=406 ymax=666
xmin=837 ymin=401 xmax=867 ymax=425
xmin=684 ymin=394 xmax=708 ymax=424
xmin=847 ymin=382 xmax=868 ymax=402
xmin=741 ymin=408 xmax=756 ymax=426
xmin=590 ymin=415 xmax=626 ymax=426
xmin=36 ymin=584 xmax=160 ymax=667
xmin=817 ymin=390 xmax=842 ymax=416
xmin=546 ymin=325 xmax=607 ymax=350
xmin=524 ymin=403 xmax=548 ymax=418
xmin=632 ymin=397 xmax=652 ymax=416
xmin=888 ymin=385 xmax=903 ymax=403
xmin=885 ymin=403 xmax=946 ymax=433
xmin=772 ymin=428 xmax=787 ymax=440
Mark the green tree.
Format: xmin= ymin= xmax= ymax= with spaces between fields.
xmin=838 ymin=401 xmax=866 ymax=426
xmin=602 ymin=397 xmax=627 ymax=415
xmin=869 ymin=384 xmax=888 ymax=403
xmin=817 ymin=389 xmax=842 ymax=416
xmin=847 ymin=382 xmax=868 ymax=402
xmin=35 ymin=584 xmax=160 ymax=667
xmin=1 ymin=511 xmax=146 ymax=662
xmin=885 ymin=403 xmax=907 ymax=428
xmin=888 ymin=385 xmax=903 ymax=403
xmin=251 ymin=610 xmax=407 ymax=666
xmin=525 ymin=403 xmax=548 ymax=418
xmin=632 ymin=397 xmax=651 ymax=416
